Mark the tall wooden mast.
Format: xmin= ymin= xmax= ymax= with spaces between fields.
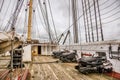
xmin=27 ymin=0 xmax=33 ymax=42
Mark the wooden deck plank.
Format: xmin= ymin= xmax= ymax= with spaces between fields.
xmin=29 ymin=56 xmax=118 ymax=80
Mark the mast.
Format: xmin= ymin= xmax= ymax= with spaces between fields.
xmin=27 ymin=0 xmax=33 ymax=42
xmin=71 ymin=0 xmax=79 ymax=43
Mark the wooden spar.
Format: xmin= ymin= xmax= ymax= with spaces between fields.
xmin=63 ymin=30 xmax=70 ymax=45
xmin=27 ymin=0 xmax=33 ymax=42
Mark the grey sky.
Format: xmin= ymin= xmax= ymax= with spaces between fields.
xmin=0 ymin=0 xmax=120 ymax=43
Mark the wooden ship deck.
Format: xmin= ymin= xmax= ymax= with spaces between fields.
xmin=0 ymin=0 xmax=120 ymax=80
xmin=28 ymin=56 xmax=117 ymax=80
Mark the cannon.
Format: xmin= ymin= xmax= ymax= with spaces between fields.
xmin=75 ymin=57 xmax=112 ymax=74
xmin=59 ymin=50 xmax=77 ymax=62
xmin=52 ymin=51 xmax=65 ymax=58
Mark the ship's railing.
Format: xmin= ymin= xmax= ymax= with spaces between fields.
xmin=60 ymin=40 xmax=120 ymax=52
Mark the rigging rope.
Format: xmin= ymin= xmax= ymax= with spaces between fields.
xmin=103 ymin=16 xmax=120 ymax=24
xmin=3 ymin=0 xmax=19 ymax=31
xmin=34 ymin=11 xmax=41 ymax=39
xmin=0 ymin=0 xmax=11 ymax=30
xmin=68 ymin=0 xmax=71 ymax=47
xmin=93 ymin=0 xmax=99 ymax=41
xmin=32 ymin=9 xmax=36 ymax=38
xmin=15 ymin=3 xmax=26 ymax=32
xmin=81 ymin=0 xmax=104 ymax=42
xmin=58 ymin=0 xmax=116 ymax=38
xmin=84 ymin=0 xmax=91 ymax=42
xmin=101 ymin=4 xmax=120 ymax=16
xmin=38 ymin=0 xmax=48 ymax=29
xmin=43 ymin=0 xmax=120 ymax=43
xmin=0 ymin=0 xmax=119 ymax=42
xmin=38 ymin=0 xmax=54 ymax=41
xmin=48 ymin=0 xmax=58 ymax=42
xmin=86 ymin=8 xmax=120 ymax=26
xmin=80 ymin=12 xmax=120 ymax=32
xmin=87 ymin=0 xmax=119 ymax=20
xmin=57 ymin=0 xmax=96 ymax=39
xmin=43 ymin=0 xmax=53 ymax=42
xmin=99 ymin=0 xmax=109 ymax=6
xmin=81 ymin=0 xmax=88 ymax=43
xmin=88 ymin=0 xmax=94 ymax=42
xmin=23 ymin=8 xmax=28 ymax=36
xmin=36 ymin=5 xmax=48 ymax=33
xmin=86 ymin=0 xmax=118 ymax=15
xmin=0 ymin=0 xmax=4 ymax=12
xmin=3 ymin=0 xmax=24 ymax=31
xmin=96 ymin=0 xmax=104 ymax=41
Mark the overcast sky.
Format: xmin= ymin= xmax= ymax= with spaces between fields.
xmin=0 ymin=0 xmax=120 ymax=44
